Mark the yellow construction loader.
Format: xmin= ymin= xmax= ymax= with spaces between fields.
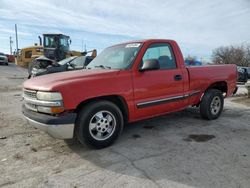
xmin=16 ymin=34 xmax=97 ymax=67
xmin=15 ymin=45 xmax=43 ymax=67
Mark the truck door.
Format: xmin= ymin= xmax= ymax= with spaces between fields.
xmin=132 ymin=43 xmax=185 ymax=119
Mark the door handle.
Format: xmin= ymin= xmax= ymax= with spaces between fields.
xmin=174 ymin=74 xmax=182 ymax=81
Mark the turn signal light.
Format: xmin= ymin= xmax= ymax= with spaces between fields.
xmin=51 ymin=106 xmax=64 ymax=114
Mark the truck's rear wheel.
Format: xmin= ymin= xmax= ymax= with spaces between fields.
xmin=75 ymin=100 xmax=124 ymax=148
xmin=200 ymin=89 xmax=224 ymax=120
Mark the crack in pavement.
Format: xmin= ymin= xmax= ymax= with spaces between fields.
xmin=110 ymin=149 xmax=163 ymax=188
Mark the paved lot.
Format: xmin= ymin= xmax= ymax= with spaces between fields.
xmin=0 ymin=64 xmax=250 ymax=188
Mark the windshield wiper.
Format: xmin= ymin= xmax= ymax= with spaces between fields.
xmin=94 ymin=65 xmax=111 ymax=69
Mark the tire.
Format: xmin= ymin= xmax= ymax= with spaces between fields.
xmin=75 ymin=100 xmax=124 ymax=148
xmin=200 ymin=89 xmax=224 ymax=120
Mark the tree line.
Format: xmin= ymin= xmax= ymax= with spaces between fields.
xmin=212 ymin=45 xmax=250 ymax=67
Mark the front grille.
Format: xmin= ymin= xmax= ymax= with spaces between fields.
xmin=23 ymin=89 xmax=37 ymax=99
xmin=23 ymin=89 xmax=37 ymax=112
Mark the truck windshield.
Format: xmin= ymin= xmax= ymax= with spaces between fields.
xmin=44 ymin=36 xmax=57 ymax=48
xmin=59 ymin=36 xmax=70 ymax=51
xmin=86 ymin=43 xmax=142 ymax=70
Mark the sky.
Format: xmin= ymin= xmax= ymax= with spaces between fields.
xmin=0 ymin=0 xmax=250 ymax=61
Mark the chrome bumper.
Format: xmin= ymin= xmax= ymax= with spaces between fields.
xmin=23 ymin=105 xmax=76 ymax=139
xmin=25 ymin=117 xmax=74 ymax=139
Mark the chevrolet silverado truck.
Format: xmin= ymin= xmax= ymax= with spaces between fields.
xmin=22 ymin=39 xmax=237 ymax=148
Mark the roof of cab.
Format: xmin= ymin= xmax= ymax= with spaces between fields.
xmin=109 ymin=39 xmax=177 ymax=48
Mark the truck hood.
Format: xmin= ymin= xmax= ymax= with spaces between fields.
xmin=23 ymin=69 xmax=119 ymax=91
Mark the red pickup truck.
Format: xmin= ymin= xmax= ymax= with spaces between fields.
xmin=23 ymin=39 xmax=237 ymax=148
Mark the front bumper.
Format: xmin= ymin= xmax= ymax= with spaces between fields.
xmin=22 ymin=105 xmax=77 ymax=139
xmin=0 ymin=60 xmax=8 ymax=65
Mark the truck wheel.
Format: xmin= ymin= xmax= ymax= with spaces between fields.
xmin=75 ymin=100 xmax=124 ymax=148
xmin=200 ymin=89 xmax=224 ymax=120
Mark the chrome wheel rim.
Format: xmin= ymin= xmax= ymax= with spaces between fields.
xmin=210 ymin=96 xmax=221 ymax=115
xmin=89 ymin=110 xmax=116 ymax=141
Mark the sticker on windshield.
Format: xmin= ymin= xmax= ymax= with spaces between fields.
xmin=125 ymin=43 xmax=141 ymax=48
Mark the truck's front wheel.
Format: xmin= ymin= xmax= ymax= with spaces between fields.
xmin=200 ymin=89 xmax=224 ymax=120
xmin=75 ymin=100 xmax=124 ymax=148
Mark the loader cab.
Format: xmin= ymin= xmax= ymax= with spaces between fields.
xmin=43 ymin=34 xmax=71 ymax=62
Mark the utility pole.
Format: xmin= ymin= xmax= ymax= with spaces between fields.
xmin=9 ymin=36 xmax=13 ymax=55
xmin=200 ymin=57 xmax=203 ymax=64
xmin=81 ymin=40 xmax=87 ymax=52
xmin=81 ymin=40 xmax=84 ymax=52
xmin=15 ymin=24 xmax=19 ymax=53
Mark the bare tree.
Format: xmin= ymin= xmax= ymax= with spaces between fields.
xmin=245 ymin=45 xmax=250 ymax=66
xmin=212 ymin=45 xmax=250 ymax=67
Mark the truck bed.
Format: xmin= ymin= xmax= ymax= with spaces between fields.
xmin=186 ymin=64 xmax=237 ymax=98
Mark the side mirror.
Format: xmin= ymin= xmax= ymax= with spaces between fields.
xmin=139 ymin=59 xmax=160 ymax=72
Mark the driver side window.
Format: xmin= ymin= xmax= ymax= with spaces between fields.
xmin=142 ymin=43 xmax=176 ymax=70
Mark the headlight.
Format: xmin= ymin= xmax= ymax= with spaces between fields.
xmin=24 ymin=90 xmax=64 ymax=114
xmin=37 ymin=91 xmax=63 ymax=101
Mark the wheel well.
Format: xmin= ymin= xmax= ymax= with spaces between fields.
xmin=74 ymin=95 xmax=129 ymax=123
xmin=206 ymin=81 xmax=228 ymax=94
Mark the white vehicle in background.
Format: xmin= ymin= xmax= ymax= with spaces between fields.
xmin=0 ymin=52 xmax=8 ymax=66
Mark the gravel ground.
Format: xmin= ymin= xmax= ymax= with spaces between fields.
xmin=0 ymin=64 xmax=250 ymax=188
